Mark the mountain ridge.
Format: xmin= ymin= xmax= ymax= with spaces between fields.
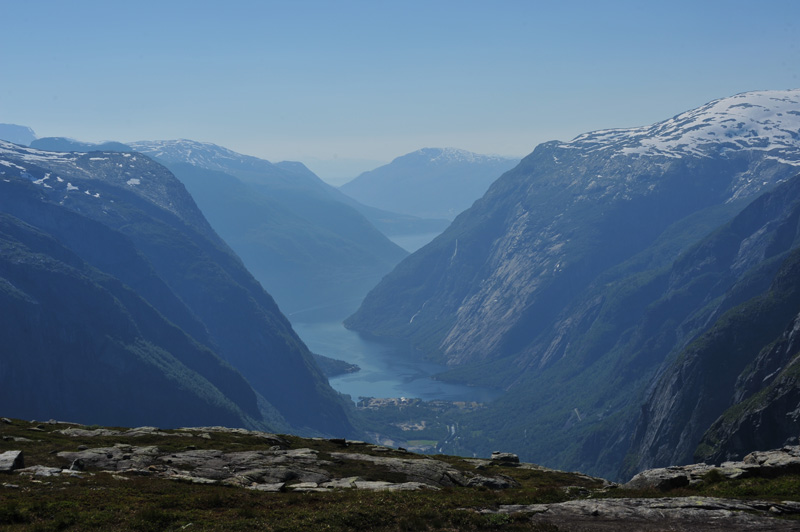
xmin=340 ymin=147 xmax=519 ymax=220
xmin=0 ymin=140 xmax=352 ymax=434
xmin=345 ymin=89 xmax=800 ymax=479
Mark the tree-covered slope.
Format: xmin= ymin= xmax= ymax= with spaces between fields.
xmin=0 ymin=211 xmax=255 ymax=429
xmin=623 ymin=183 xmax=800 ymax=475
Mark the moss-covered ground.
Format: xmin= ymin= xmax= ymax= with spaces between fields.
xmin=1 ymin=418 xmax=798 ymax=531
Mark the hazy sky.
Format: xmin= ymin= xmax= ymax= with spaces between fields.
xmin=2 ymin=0 xmax=798 ymax=182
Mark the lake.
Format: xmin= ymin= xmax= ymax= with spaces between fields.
xmin=389 ymin=231 xmax=442 ymax=252
xmin=292 ymin=318 xmax=502 ymax=404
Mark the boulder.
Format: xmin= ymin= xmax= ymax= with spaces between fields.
xmin=624 ymin=445 xmax=800 ymax=490
xmin=0 ymin=450 xmax=23 ymax=473
xmin=490 ymin=452 xmax=520 ymax=464
xmin=501 ymin=497 xmax=800 ymax=531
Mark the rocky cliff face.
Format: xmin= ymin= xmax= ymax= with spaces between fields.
xmin=696 ymin=310 xmax=800 ymax=464
xmin=348 ymin=90 xmax=800 ymax=369
xmin=345 ymin=90 xmax=800 ymax=478
xmin=622 ymin=175 xmax=800 ymax=477
xmin=0 ymin=141 xmax=351 ymax=434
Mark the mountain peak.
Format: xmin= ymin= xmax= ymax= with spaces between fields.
xmin=129 ymin=139 xmax=256 ymax=167
xmin=0 ymin=124 xmax=36 ymax=146
xmin=404 ymin=147 xmax=513 ymax=165
xmin=560 ymin=89 xmax=800 ymax=165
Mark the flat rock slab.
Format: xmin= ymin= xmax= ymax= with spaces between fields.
xmin=329 ymin=452 xmax=515 ymax=488
xmin=0 ymin=451 xmax=24 ymax=472
xmin=625 ymin=445 xmax=800 ymax=490
xmin=478 ymin=496 xmax=800 ymax=531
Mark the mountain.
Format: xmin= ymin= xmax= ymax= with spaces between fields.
xmin=622 ymin=176 xmax=800 ymax=475
xmin=340 ymin=148 xmax=519 ymax=220
xmin=31 ymin=137 xmax=132 ymax=153
xmin=0 ymin=123 xmax=36 ymax=146
xmin=345 ymin=89 xmax=800 ymax=478
xmin=128 ymin=139 xmax=411 ymax=318
xmin=130 ymin=139 xmax=448 ymax=236
xmin=0 ymin=140 xmax=352 ymax=434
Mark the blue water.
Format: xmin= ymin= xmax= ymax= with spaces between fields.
xmin=388 ymin=231 xmax=441 ymax=252
xmin=292 ymin=319 xmax=502 ymax=404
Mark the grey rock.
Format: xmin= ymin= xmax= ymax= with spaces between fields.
xmin=623 ymin=466 xmax=694 ymax=491
xmin=624 ymin=446 xmax=800 ymax=490
xmin=58 ymin=428 xmax=121 ymax=437
xmin=477 ymin=496 xmax=800 ymax=531
xmin=329 ymin=452 xmax=512 ymax=489
xmin=289 ymin=482 xmax=324 ymax=492
xmin=742 ymin=446 xmax=800 ymax=476
xmin=246 ymin=482 xmax=285 ymax=492
xmin=466 ymin=474 xmax=518 ymax=489
xmin=0 ymin=451 xmax=24 ymax=473
xmin=176 ymin=427 xmax=287 ymax=447
xmin=170 ymin=475 xmax=219 ymax=485
xmin=47 ymin=441 xmax=514 ymax=493
xmin=57 ymin=444 xmax=161 ymax=471
xmin=16 ymin=465 xmax=64 ymax=477
xmin=331 ymin=452 xmax=469 ymax=487
xmin=355 ymin=481 xmax=438 ymax=491
xmin=490 ymin=452 xmax=519 ymax=464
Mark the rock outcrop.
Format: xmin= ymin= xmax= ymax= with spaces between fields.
xmin=42 ymin=426 xmax=517 ymax=493
xmin=478 ymin=497 xmax=800 ymax=531
xmin=624 ymin=445 xmax=800 ymax=490
xmin=0 ymin=450 xmax=23 ymax=473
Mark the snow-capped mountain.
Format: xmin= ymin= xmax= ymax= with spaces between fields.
xmin=0 ymin=140 xmax=214 ymax=237
xmin=346 ymin=89 xmax=800 ymax=479
xmin=340 ymin=147 xmax=519 ymax=220
xmin=563 ymin=90 xmax=800 ymax=162
xmin=557 ymin=89 xmax=800 ymax=201
xmin=131 ymin=139 xmax=274 ymax=174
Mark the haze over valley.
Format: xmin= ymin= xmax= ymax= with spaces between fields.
xmin=3 ymin=3 xmax=800 ymax=529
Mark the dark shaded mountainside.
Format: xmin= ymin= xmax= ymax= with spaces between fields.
xmin=346 ymin=89 xmax=800 ymax=480
xmin=0 ymin=141 xmax=351 ymax=435
xmin=340 ymin=148 xmax=519 ymax=220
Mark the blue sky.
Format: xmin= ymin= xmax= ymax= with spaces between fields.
xmin=2 ymin=0 xmax=798 ymax=182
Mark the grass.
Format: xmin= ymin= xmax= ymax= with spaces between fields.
xmin=2 ymin=418 xmax=799 ymax=530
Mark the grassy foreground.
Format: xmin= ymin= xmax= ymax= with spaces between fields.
xmin=1 ymin=418 xmax=799 ymax=531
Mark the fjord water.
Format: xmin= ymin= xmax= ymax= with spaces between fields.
xmin=291 ymin=313 xmax=501 ymax=404
xmin=388 ymin=231 xmax=441 ymax=252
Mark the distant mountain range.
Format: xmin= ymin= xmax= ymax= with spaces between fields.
xmin=346 ymin=89 xmax=800 ymax=479
xmin=31 ymin=137 xmax=133 ymax=153
xmin=0 ymin=123 xmax=36 ymax=146
xmin=20 ymin=137 xmax=445 ymax=319
xmin=0 ymin=140 xmax=352 ymax=434
xmin=126 ymin=139 xmax=413 ymax=318
xmin=340 ymin=148 xmax=519 ymax=220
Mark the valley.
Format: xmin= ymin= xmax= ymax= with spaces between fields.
xmin=3 ymin=89 xmax=800 ymax=529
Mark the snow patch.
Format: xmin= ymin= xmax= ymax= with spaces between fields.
xmin=559 ymin=89 xmax=800 ymax=165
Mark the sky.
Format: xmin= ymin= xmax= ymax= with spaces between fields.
xmin=2 ymin=0 xmax=799 ymax=184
